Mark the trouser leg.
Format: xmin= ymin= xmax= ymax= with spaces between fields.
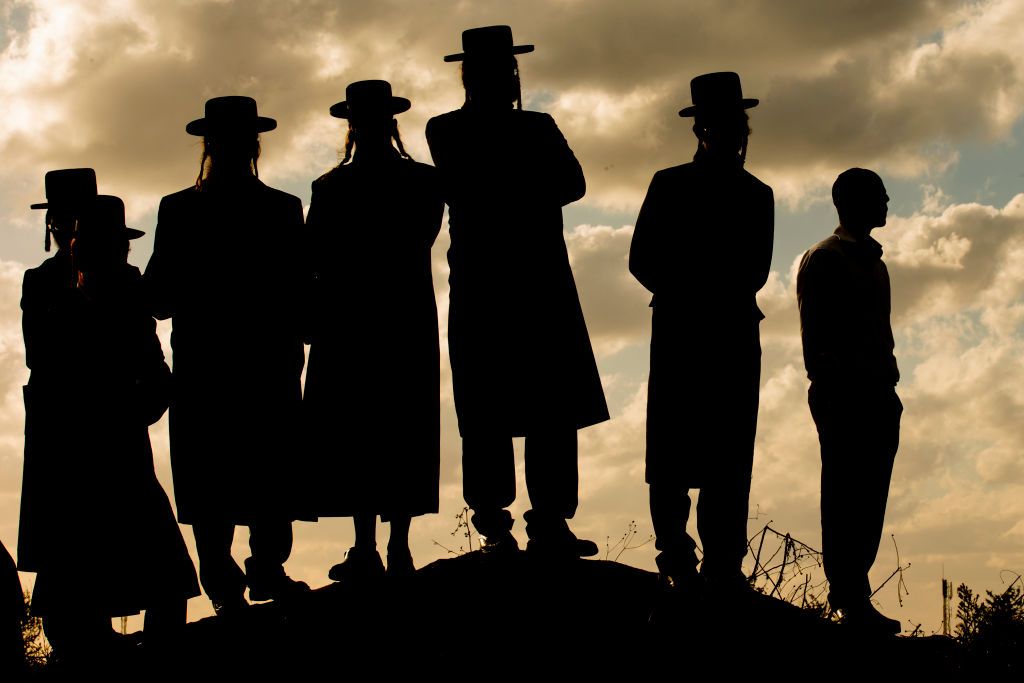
xmin=813 ymin=384 xmax=901 ymax=609
xmin=696 ymin=466 xmax=753 ymax=579
xmin=353 ymin=514 xmax=377 ymax=551
xmin=649 ymin=484 xmax=698 ymax=576
xmin=388 ymin=516 xmax=411 ymax=555
xmin=42 ymin=610 xmax=112 ymax=660
xmin=523 ymin=429 xmax=579 ymax=539
xmin=192 ymin=521 xmax=244 ymax=605
xmin=462 ymin=435 xmax=515 ymax=537
xmin=143 ymin=597 xmax=186 ymax=644
xmin=245 ymin=520 xmax=293 ymax=581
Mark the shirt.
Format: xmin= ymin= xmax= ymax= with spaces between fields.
xmin=797 ymin=229 xmax=899 ymax=386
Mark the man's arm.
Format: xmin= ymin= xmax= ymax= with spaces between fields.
xmin=753 ymin=184 xmax=775 ymax=294
xmin=797 ymin=247 xmax=841 ymax=382
xmin=143 ymin=197 xmax=175 ymax=321
xmin=629 ymin=171 xmax=667 ymax=297
xmin=542 ymin=113 xmax=586 ymax=207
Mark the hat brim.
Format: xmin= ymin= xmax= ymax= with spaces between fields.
xmin=30 ymin=202 xmax=48 ymax=210
xmin=443 ymin=44 xmax=534 ymax=62
xmin=185 ymin=116 xmax=278 ymax=136
xmin=125 ymin=227 xmax=145 ymax=240
xmin=329 ymin=97 xmax=412 ymax=120
xmin=679 ymin=98 xmax=759 ymax=117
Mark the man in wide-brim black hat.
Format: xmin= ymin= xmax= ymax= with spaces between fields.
xmin=20 ymin=188 xmax=201 ymax=660
xmin=304 ymin=78 xmax=444 ymax=582
xmin=145 ymin=94 xmax=310 ymax=615
xmin=427 ymin=26 xmax=609 ymax=559
xmin=630 ymin=71 xmax=774 ymax=593
xmin=30 ymin=167 xmax=98 ymax=252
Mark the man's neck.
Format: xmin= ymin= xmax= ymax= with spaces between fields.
xmin=836 ymin=224 xmax=873 ymax=242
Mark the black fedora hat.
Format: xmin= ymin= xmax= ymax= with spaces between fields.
xmin=185 ymin=96 xmax=277 ymax=136
xmin=31 ymin=168 xmax=97 ymax=210
xmin=330 ymin=80 xmax=411 ymax=120
xmin=443 ymin=25 xmax=534 ymax=63
xmin=678 ymin=72 xmax=759 ymax=118
xmin=79 ymin=195 xmax=145 ymax=241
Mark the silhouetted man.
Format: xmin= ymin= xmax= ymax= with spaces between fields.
xmin=145 ymin=97 xmax=309 ymax=614
xmin=797 ymin=168 xmax=902 ymax=635
xmin=305 ymin=80 xmax=443 ymax=580
xmin=21 ymin=182 xmax=200 ymax=664
xmin=427 ymin=26 xmax=609 ymax=558
xmin=630 ymin=72 xmax=773 ymax=591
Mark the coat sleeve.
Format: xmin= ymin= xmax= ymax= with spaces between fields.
xmin=629 ymin=171 xmax=667 ymax=299
xmin=796 ymin=248 xmax=840 ymax=382
xmin=418 ymin=167 xmax=445 ymax=247
xmin=301 ymin=183 xmax=325 ymax=345
xmin=753 ymin=184 xmax=775 ymax=294
xmin=20 ymin=269 xmax=43 ymax=372
xmin=283 ymin=193 xmax=308 ymax=348
xmin=126 ymin=269 xmax=172 ymax=426
xmin=540 ymin=113 xmax=586 ymax=207
xmin=144 ymin=196 xmax=176 ymax=321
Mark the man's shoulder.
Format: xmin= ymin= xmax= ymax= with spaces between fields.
xmin=807 ymin=234 xmax=844 ymax=257
xmin=256 ymin=181 xmax=301 ymax=208
xmin=312 ymin=165 xmax=348 ymax=190
xmin=426 ymin=110 xmax=461 ymax=135
xmin=515 ymin=109 xmax=555 ymax=125
xmin=651 ymin=162 xmax=698 ymax=183
xmin=740 ymin=169 xmax=773 ymax=196
xmin=160 ymin=186 xmax=199 ymax=209
xmin=799 ymin=235 xmax=845 ymax=276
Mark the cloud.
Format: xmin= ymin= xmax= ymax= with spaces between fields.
xmin=1 ymin=0 xmax=1022 ymax=234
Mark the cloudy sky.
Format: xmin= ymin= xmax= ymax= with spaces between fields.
xmin=2 ymin=0 xmax=1023 ymax=632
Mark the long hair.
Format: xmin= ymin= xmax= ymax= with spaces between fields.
xmin=339 ymin=120 xmax=413 ymax=165
xmin=195 ymin=135 xmax=261 ymax=190
xmin=461 ymin=55 xmax=523 ymax=111
xmin=693 ymin=111 xmax=751 ymax=164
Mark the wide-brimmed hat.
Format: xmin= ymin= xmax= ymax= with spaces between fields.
xmin=443 ymin=25 xmax=534 ymax=62
xmin=678 ymin=72 xmax=759 ymax=118
xmin=30 ymin=168 xmax=97 ymax=210
xmin=185 ymin=96 xmax=277 ymax=137
xmin=78 ymin=195 xmax=145 ymax=241
xmin=330 ymin=80 xmax=411 ymax=120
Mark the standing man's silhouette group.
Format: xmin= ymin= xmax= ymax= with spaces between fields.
xmin=12 ymin=24 xmax=907 ymax=664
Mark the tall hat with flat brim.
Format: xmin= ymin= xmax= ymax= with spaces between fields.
xmin=330 ymin=80 xmax=411 ymax=120
xmin=678 ymin=72 xmax=759 ymax=117
xmin=30 ymin=168 xmax=97 ymax=210
xmin=185 ymin=96 xmax=277 ymax=136
xmin=443 ymin=25 xmax=534 ymax=62
xmin=78 ymin=195 xmax=146 ymax=241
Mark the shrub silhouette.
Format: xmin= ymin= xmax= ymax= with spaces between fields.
xmin=955 ymin=578 xmax=1023 ymax=675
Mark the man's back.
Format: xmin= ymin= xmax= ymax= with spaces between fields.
xmin=797 ymin=231 xmax=899 ymax=387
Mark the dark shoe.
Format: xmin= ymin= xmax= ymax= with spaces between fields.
xmin=386 ymin=549 xmax=416 ymax=578
xmin=527 ymin=535 xmax=600 ymax=559
xmin=328 ymin=546 xmax=385 ymax=582
xmin=247 ymin=574 xmax=310 ymax=602
xmin=479 ymin=530 xmax=520 ymax=555
xmin=838 ymin=600 xmax=901 ymax=635
xmin=656 ymin=550 xmax=700 ymax=591
xmin=211 ymin=594 xmax=249 ymax=616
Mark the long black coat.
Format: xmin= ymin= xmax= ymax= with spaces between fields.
xmin=630 ymin=153 xmax=774 ymax=487
xmin=304 ymin=155 xmax=443 ymax=518
xmin=144 ymin=178 xmax=307 ymax=524
xmin=426 ymin=107 xmax=609 ymax=437
xmin=18 ymin=256 xmax=199 ymax=616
